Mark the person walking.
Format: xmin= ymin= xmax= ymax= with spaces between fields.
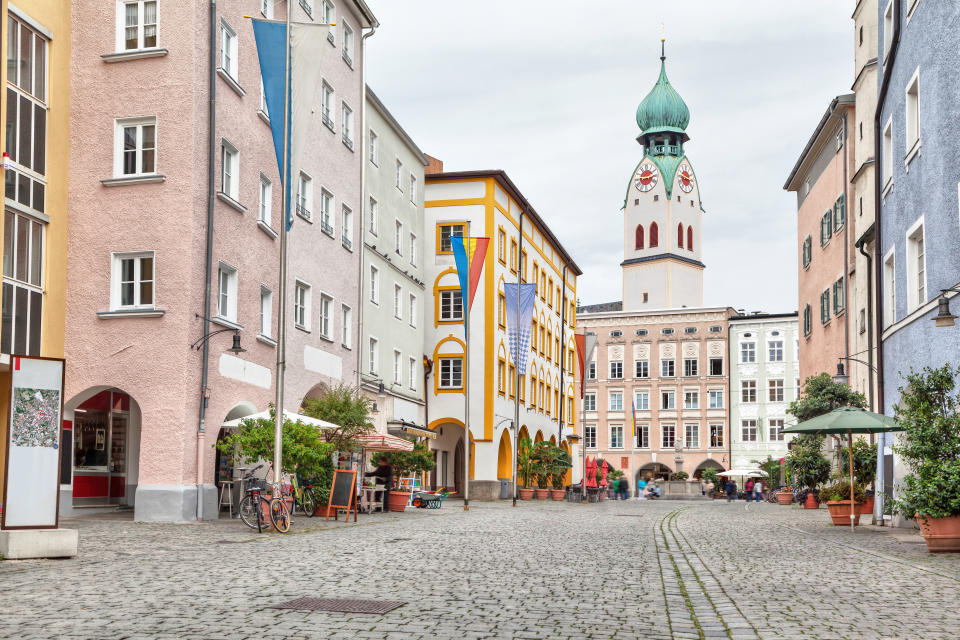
xmin=745 ymin=478 xmax=754 ymax=502
xmin=754 ymin=479 xmax=764 ymax=502
xmin=705 ymin=479 xmax=715 ymax=499
xmin=364 ymin=455 xmax=393 ymax=513
xmin=637 ymin=476 xmax=647 ymax=500
xmin=619 ymin=476 xmax=630 ymax=500
xmin=725 ymin=478 xmax=737 ymax=503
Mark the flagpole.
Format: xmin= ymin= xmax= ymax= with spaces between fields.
xmin=512 ymin=279 xmax=520 ymax=507
xmin=463 ymin=302 xmax=470 ymax=511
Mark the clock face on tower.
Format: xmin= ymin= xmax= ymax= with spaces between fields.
xmin=677 ymin=164 xmax=694 ymax=193
xmin=634 ymin=163 xmax=659 ymax=193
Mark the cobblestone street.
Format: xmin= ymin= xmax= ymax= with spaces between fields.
xmin=1 ymin=499 xmax=959 ymax=639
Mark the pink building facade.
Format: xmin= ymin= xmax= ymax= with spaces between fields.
xmin=63 ymin=0 xmax=376 ymax=521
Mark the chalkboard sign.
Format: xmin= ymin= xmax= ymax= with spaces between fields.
xmin=326 ymin=469 xmax=357 ymax=522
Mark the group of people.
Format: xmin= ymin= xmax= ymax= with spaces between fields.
xmin=703 ymin=477 xmax=765 ymax=502
xmin=604 ymin=476 xmax=663 ymax=500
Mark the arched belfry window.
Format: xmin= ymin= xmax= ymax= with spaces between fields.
xmin=687 ymin=226 xmax=693 ymax=251
xmin=649 ymin=222 xmax=659 ymax=248
xmin=677 ymin=223 xmax=684 ymax=249
xmin=635 ymin=225 xmax=644 ymax=250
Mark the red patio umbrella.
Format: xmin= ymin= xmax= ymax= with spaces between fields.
xmin=600 ymin=459 xmax=609 ymax=487
xmin=585 ymin=458 xmax=597 ymax=488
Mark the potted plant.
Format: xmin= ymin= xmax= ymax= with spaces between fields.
xmin=818 ymin=479 xmax=865 ymax=525
xmin=794 ymin=487 xmax=819 ymax=509
xmin=549 ymin=445 xmax=572 ymax=500
xmin=701 ymin=468 xmax=720 ymax=499
xmin=517 ymin=436 xmax=535 ymax=500
xmin=384 ymin=441 xmax=436 ymax=512
xmin=670 ymin=471 xmax=689 ymax=481
xmin=839 ymin=439 xmax=878 ymax=515
xmin=531 ymin=441 xmax=555 ymax=499
xmin=784 ymin=434 xmax=830 ymax=507
xmin=892 ymin=365 xmax=960 ymax=552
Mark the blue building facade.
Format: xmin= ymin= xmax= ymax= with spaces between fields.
xmin=876 ymin=1 xmax=960 ymax=517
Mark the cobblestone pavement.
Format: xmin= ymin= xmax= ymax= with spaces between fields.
xmin=1 ymin=498 xmax=958 ymax=639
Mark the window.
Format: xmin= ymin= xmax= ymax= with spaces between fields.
xmin=409 ymin=294 xmax=417 ymax=328
xmin=439 ymin=290 xmax=463 ymax=321
xmin=368 ymin=129 xmax=378 ymax=165
xmin=341 ymin=102 xmax=353 ymax=149
xmin=368 ymin=196 xmax=378 ymax=234
xmin=683 ymin=391 xmax=699 ymax=410
xmin=259 ymin=78 xmax=268 ymax=117
xmin=832 ymin=277 xmax=845 ymax=315
xmin=709 ymin=425 xmax=724 ymax=448
xmin=110 ymin=251 xmax=153 ymax=310
xmin=409 ymin=233 xmax=417 ymax=266
xmin=769 ymin=419 xmax=785 ymax=441
xmin=684 ymin=424 xmax=699 ymax=449
xmin=661 ymin=424 xmax=675 ymax=448
xmin=649 ymin=222 xmax=659 ymax=248
xmin=820 ymin=209 xmax=833 ymax=246
xmin=409 ymin=356 xmax=417 ymax=391
xmin=409 ymin=175 xmax=417 ymax=203
xmin=768 ymin=340 xmax=784 ymax=362
xmin=396 ymin=159 xmax=403 ymax=191
xmin=661 ymin=391 xmax=675 ymax=410
xmin=369 ymin=265 xmax=379 ymax=304
xmin=661 ymin=328 xmax=674 ymax=335
xmin=609 ymin=392 xmax=623 ymax=412
xmin=321 ymin=83 xmax=334 ymax=130
xmin=708 ymin=390 xmax=723 ymax=409
xmin=635 ymin=224 xmax=644 ymax=249
xmin=321 ymin=0 xmax=334 ymax=30
xmin=677 ymin=223 xmax=684 ymax=249
xmin=341 ymin=205 xmax=352 ymax=249
xmin=121 ymin=1 xmax=158 ymax=50
xmin=610 ymin=425 xmax=624 ymax=449
xmin=297 ymin=173 xmax=312 ymax=220
xmin=820 ymin=288 xmax=831 ymax=324
xmin=803 ymin=304 xmax=812 ymax=336
xmin=393 ymin=349 xmax=402 ymax=384
xmin=802 ymin=236 xmax=812 ymax=268
xmin=834 ymin=195 xmax=846 ymax=232
xmin=368 ymin=337 xmax=378 ymax=374
xmin=741 ymin=380 xmax=757 ymax=403
xmin=882 ymin=118 xmax=893 ymax=188
xmin=293 ymin=280 xmax=310 ymax=329
xmin=1 ymin=212 xmax=41 ymax=354
xmin=5 ymin=17 xmax=48 ymax=211
xmin=708 ymin=358 xmax=723 ymax=376
xmin=907 ymin=222 xmax=926 ymax=310
xmin=259 ymin=286 xmax=272 ymax=338
xmin=683 ymin=358 xmax=698 ymax=377
xmin=259 ymin=175 xmax=272 ymax=226
xmin=905 ymin=70 xmax=920 ymax=152
xmin=587 ymin=362 xmax=596 ymax=380
xmin=341 ymin=304 xmax=352 ymax=347
xmin=497 ymin=292 xmax=505 ymax=328
xmin=439 ymin=357 xmax=463 ymax=389
xmin=300 ymin=0 xmax=314 ymax=17
xmin=769 ymin=379 xmax=784 ymax=402
xmin=114 ymin=118 xmax=156 ymax=177
xmin=635 ymin=391 xmax=649 ymax=411
xmin=393 ymin=284 xmax=402 ymax=320
xmin=341 ymin=22 xmax=353 ymax=66
xmin=584 ymin=393 xmax=596 ymax=412
xmin=741 ymin=419 xmax=757 ymax=442
xmin=509 ymin=239 xmax=517 ymax=272
xmin=683 ymin=327 xmax=697 ymax=334
xmin=584 ymin=425 xmax=597 ymax=449
xmin=438 ymin=223 xmax=464 ymax=253
xmin=391 ymin=221 xmax=403 ymax=255
xmin=883 ymin=250 xmax=896 ymax=326
xmin=219 ymin=20 xmax=238 ymax=81
xmin=216 ymin=263 xmax=238 ymax=322
xmin=636 ymin=425 xmax=649 ymax=448
xmin=319 ymin=188 xmax=333 ymax=234
xmin=741 ymin=341 xmax=755 ymax=363
xmin=661 ymin=359 xmax=675 ymax=377
xmin=687 ymin=227 xmax=693 ymax=250
xmin=609 ymin=361 xmax=623 ymax=379
xmin=318 ymin=293 xmax=332 ymax=339
xmin=610 ymin=330 xmax=622 ymax=338
xmin=220 ymin=140 xmax=238 ymax=200
xmin=635 ymin=360 xmax=649 ymax=378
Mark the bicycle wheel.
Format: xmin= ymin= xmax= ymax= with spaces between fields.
xmin=301 ymin=489 xmax=317 ymax=517
xmin=270 ymin=497 xmax=291 ymax=533
xmin=238 ymin=495 xmax=259 ymax=530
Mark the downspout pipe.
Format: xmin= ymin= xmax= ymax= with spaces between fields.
xmin=356 ymin=25 xmax=377 ymax=389
xmin=873 ymin=0 xmax=901 ymax=525
xmin=841 ymin=111 xmax=850 ymax=376
xmin=196 ymin=0 xmax=217 ymax=522
xmin=855 ymin=227 xmax=875 ymax=411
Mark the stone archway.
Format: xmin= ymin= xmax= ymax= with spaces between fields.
xmin=636 ymin=462 xmax=672 ymax=483
xmin=693 ymin=459 xmax=725 ymax=480
xmin=497 ymin=429 xmax=512 ymax=480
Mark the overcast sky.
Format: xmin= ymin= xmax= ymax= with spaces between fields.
xmin=365 ymin=1 xmax=854 ymax=312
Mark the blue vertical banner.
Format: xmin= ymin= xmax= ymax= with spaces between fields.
xmin=504 ymin=283 xmax=537 ymax=376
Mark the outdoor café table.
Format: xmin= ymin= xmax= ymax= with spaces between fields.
xmin=359 ymin=486 xmax=384 ymax=513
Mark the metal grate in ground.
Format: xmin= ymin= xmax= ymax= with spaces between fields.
xmin=270 ymin=598 xmax=405 ymax=614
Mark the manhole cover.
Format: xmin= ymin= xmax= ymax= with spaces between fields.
xmin=271 ymin=598 xmax=405 ymax=614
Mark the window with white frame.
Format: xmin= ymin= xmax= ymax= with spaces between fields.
xmin=2 ymin=212 xmax=43 ymax=354
xmin=584 ymin=394 xmax=596 ymax=411
xmin=340 ymin=304 xmax=351 ymax=347
xmin=111 ymin=251 xmax=153 ymax=310
xmin=769 ymin=418 xmax=785 ymax=441
xmin=683 ymin=358 xmax=698 ymax=377
xmin=394 ymin=220 xmax=403 ymax=254
xmin=369 ymin=265 xmax=379 ymax=304
xmin=393 ymin=349 xmax=402 ymax=384
xmin=769 ymin=379 xmax=784 ymax=402
xmin=635 ymin=391 xmax=649 ymax=411
xmin=259 ymin=174 xmax=272 ymax=226
xmin=710 ymin=424 xmax=724 ymax=448
xmin=260 ymin=0 xmax=273 ymax=19
xmin=584 ymin=424 xmax=597 ymax=449
xmin=216 ymin=263 xmax=238 ymax=322
xmin=120 ymin=1 xmax=158 ymax=51
xmin=709 ymin=357 xmax=723 ymax=376
xmin=636 ymin=424 xmax=649 ymax=448
xmin=368 ymin=196 xmax=378 ymax=235
xmin=409 ymin=174 xmax=416 ymax=203
xmin=368 ymin=337 xmax=378 ymax=374
xmin=609 ymin=392 xmax=623 ymax=412
xmin=741 ymin=419 xmax=758 ymax=442
xmin=321 ymin=0 xmax=334 ymax=28
xmin=708 ymin=390 xmax=723 ymax=409
xmin=393 ymin=284 xmax=402 ymax=320
xmin=740 ymin=341 xmax=756 ymax=363
xmin=683 ymin=391 xmax=699 ymax=410
xmin=342 ymin=21 xmax=353 ymax=66
xmin=220 ymin=20 xmax=238 ymax=81
xmin=6 ymin=16 xmax=48 ymax=213
xmin=882 ymin=118 xmax=893 ymax=187
xmin=341 ymin=205 xmax=352 ymax=249
xmin=661 ymin=424 xmax=676 ymax=448
xmin=661 ymin=359 xmax=675 ymax=377
xmin=297 ymin=173 xmax=312 ymax=220
xmin=610 ymin=425 xmax=624 ymax=449
xmin=768 ymin=339 xmax=784 ymax=362
xmin=319 ymin=188 xmax=333 ymax=234
xmin=293 ymin=280 xmax=310 ymax=330
xmin=906 ymin=221 xmax=926 ymax=311
xmin=741 ymin=380 xmax=757 ymax=403
xmin=220 ymin=140 xmax=238 ymax=201
xmin=408 ymin=293 xmax=417 ymax=328
xmin=318 ymin=293 xmax=332 ymax=339
xmin=588 ymin=362 xmax=596 ymax=380
xmin=341 ymin=102 xmax=353 ymax=148
xmin=409 ymin=233 xmax=417 ymax=266
xmin=368 ymin=129 xmax=378 ymax=165
xmin=883 ymin=249 xmax=896 ymax=326
xmin=259 ymin=78 xmax=268 ymax=117
xmin=635 ymin=360 xmax=649 ymax=378
xmin=661 ymin=390 xmax=675 ymax=410
xmin=395 ymin=159 xmax=403 ymax=191
xmin=609 ymin=361 xmax=623 ymax=379
xmin=685 ymin=424 xmax=699 ymax=449
xmin=439 ymin=357 xmax=463 ymax=389
xmin=115 ymin=117 xmax=156 ymax=177
xmin=883 ymin=0 xmax=894 ymax=60
xmin=409 ymin=356 xmax=417 ymax=390
xmin=321 ymin=82 xmax=334 ymax=130
xmin=299 ymin=0 xmax=314 ymax=17
xmin=906 ymin=71 xmax=922 ymax=154
xmin=259 ymin=286 xmax=272 ymax=338
xmin=439 ymin=290 xmax=463 ymax=321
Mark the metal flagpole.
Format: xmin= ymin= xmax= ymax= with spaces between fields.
xmin=272 ymin=4 xmax=292 ymax=491
xmin=512 ymin=279 xmax=520 ymax=507
xmin=463 ymin=300 xmax=470 ymax=511
xmin=581 ymin=373 xmax=586 ymax=502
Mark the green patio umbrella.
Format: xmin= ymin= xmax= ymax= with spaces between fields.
xmin=783 ymin=407 xmax=904 ymax=531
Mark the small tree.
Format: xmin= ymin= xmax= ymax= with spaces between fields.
xmin=517 ymin=436 xmax=535 ymax=488
xmin=789 ymin=373 xmax=867 ymax=421
xmin=531 ymin=441 xmax=558 ymax=489
xmin=701 ymin=468 xmax=720 ymax=489
xmin=751 ymin=456 xmax=782 ymax=488
xmin=838 ymin=440 xmax=878 ymax=485
xmin=549 ymin=446 xmax=572 ymax=490
xmin=385 ymin=440 xmax=436 ymax=487
xmin=785 ymin=435 xmax=831 ymax=492
xmin=301 ymin=383 xmax=374 ymax=453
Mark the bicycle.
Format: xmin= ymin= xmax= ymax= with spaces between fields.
xmin=290 ymin=474 xmax=317 ymax=518
xmin=238 ymin=464 xmax=292 ymax=533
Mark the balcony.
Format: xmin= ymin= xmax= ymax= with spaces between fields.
xmin=321 ymin=110 xmax=334 ymax=131
xmin=342 ymin=50 xmax=353 ymax=67
xmin=341 ymin=235 xmax=352 ymax=250
xmin=327 ymin=31 xmax=335 ymax=45
xmin=647 ymin=143 xmax=682 ymax=156
xmin=342 ymin=132 xmax=354 ymax=150
xmin=320 ymin=218 xmax=334 ymax=236
xmin=296 ymin=203 xmax=311 ymax=220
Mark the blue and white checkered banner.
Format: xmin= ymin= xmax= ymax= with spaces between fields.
xmin=504 ymin=283 xmax=537 ymax=376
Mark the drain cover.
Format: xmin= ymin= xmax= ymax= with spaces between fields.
xmin=271 ymin=598 xmax=405 ymax=614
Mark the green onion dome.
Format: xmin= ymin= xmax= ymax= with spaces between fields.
xmin=635 ymin=59 xmax=690 ymax=137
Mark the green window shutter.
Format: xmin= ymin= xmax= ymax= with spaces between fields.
xmin=826 ymin=209 xmax=832 ymax=238
xmin=832 ymin=281 xmax=838 ymax=313
xmin=803 ymin=305 xmax=811 ymax=335
xmin=836 ymin=195 xmax=846 ymax=231
xmin=835 ymin=278 xmax=844 ymax=313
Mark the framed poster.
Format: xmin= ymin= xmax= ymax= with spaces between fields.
xmin=2 ymin=356 xmax=66 ymax=530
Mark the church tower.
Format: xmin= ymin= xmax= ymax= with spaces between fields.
xmin=622 ymin=42 xmax=704 ymax=311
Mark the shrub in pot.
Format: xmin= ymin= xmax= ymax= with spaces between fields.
xmin=784 ymin=434 xmax=830 ymax=506
xmin=516 ymin=436 xmax=535 ymax=500
xmin=892 ymin=365 xmax=960 ymax=552
xmin=549 ymin=446 xmax=572 ymax=500
xmin=819 ymin=480 xmax=866 ymax=526
xmin=670 ymin=471 xmax=689 ymax=481
xmin=384 ymin=441 xmax=436 ymax=512
xmin=839 ymin=439 xmax=878 ymax=515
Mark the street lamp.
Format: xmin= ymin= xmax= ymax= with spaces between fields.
xmin=933 ymin=292 xmax=958 ymax=327
xmin=833 ymin=361 xmax=849 ymax=386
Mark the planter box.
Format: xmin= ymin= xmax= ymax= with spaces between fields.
xmin=917 ymin=514 xmax=960 ymax=552
xmin=518 ymin=487 xmax=534 ymax=500
xmin=826 ymin=500 xmax=862 ymax=526
xmin=859 ymin=496 xmax=875 ymax=515
xmin=534 ymin=488 xmax=550 ymax=500
xmin=803 ymin=493 xmax=819 ymax=509
xmin=776 ymin=492 xmax=794 ymax=505
xmin=550 ymin=489 xmax=565 ymax=501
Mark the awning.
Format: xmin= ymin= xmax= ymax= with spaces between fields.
xmin=387 ymin=420 xmax=437 ymax=440
xmin=357 ymin=432 xmax=414 ymax=452
xmin=221 ymin=409 xmax=340 ymax=430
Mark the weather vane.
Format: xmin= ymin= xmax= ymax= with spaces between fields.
xmin=660 ymin=22 xmax=666 ymax=59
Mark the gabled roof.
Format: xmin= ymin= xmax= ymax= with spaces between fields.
xmin=783 ymin=94 xmax=855 ymax=192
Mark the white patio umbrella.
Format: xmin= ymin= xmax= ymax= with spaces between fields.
xmin=222 ymin=409 xmax=339 ymax=430
xmin=718 ymin=469 xmax=768 ymax=477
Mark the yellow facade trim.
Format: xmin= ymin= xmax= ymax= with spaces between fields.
xmin=433 ymin=334 xmax=466 ymax=395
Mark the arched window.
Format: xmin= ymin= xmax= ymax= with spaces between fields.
xmin=677 ymin=223 xmax=684 ymax=249
xmin=635 ymin=224 xmax=644 ymax=250
xmin=649 ymin=222 xmax=659 ymax=248
xmin=687 ymin=226 xmax=694 ymax=251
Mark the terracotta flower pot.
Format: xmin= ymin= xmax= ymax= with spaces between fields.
xmin=518 ymin=487 xmax=535 ymax=500
xmin=550 ymin=488 xmax=565 ymax=501
xmin=826 ymin=500 xmax=861 ymax=526
xmin=387 ymin=490 xmax=411 ymax=512
xmin=859 ymin=495 xmax=875 ymax=515
xmin=314 ymin=504 xmax=338 ymax=517
xmin=776 ymin=492 xmax=794 ymax=505
xmin=804 ymin=493 xmax=819 ymax=509
xmin=535 ymin=488 xmax=550 ymax=500
xmin=916 ymin=514 xmax=960 ymax=552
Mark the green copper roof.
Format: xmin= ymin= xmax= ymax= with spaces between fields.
xmin=635 ymin=59 xmax=690 ymax=136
